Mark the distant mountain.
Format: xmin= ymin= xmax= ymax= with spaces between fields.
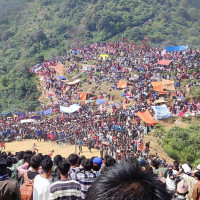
xmin=0 ymin=0 xmax=199 ymax=112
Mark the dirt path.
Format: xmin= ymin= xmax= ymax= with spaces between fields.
xmin=143 ymin=131 xmax=174 ymax=164
xmin=5 ymin=140 xmax=100 ymax=159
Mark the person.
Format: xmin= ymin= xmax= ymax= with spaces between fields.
xmin=33 ymin=158 xmax=53 ymax=200
xmin=88 ymin=139 xmax=92 ymax=153
xmin=32 ymin=143 xmax=38 ymax=154
xmin=164 ymin=164 xmax=177 ymax=198
xmin=77 ymin=138 xmax=83 ymax=153
xmin=49 ymin=150 xmax=54 ymax=158
xmin=49 ymin=161 xmax=82 ymax=200
xmin=174 ymin=180 xmax=189 ymax=200
xmin=0 ymin=140 xmax=5 ymax=150
xmin=180 ymin=163 xmax=197 ymax=200
xmin=191 ymin=171 xmax=200 ymax=200
xmin=75 ymin=159 xmax=97 ymax=198
xmin=20 ymin=155 xmax=41 ymax=184
xmin=0 ymin=157 xmax=21 ymax=200
xmin=68 ymin=154 xmax=81 ymax=180
xmin=85 ymin=158 xmax=170 ymax=200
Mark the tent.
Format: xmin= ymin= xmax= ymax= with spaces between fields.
xmin=117 ymin=80 xmax=127 ymax=89
xmin=121 ymin=92 xmax=126 ymax=97
xmin=162 ymin=79 xmax=175 ymax=90
xmin=152 ymin=104 xmax=171 ymax=120
xmin=154 ymin=98 xmax=167 ymax=104
xmin=78 ymin=92 xmax=93 ymax=100
xmin=56 ymin=76 xmax=66 ymax=80
xmin=21 ymin=119 xmax=39 ymax=124
xmin=157 ymin=60 xmax=172 ymax=66
xmin=66 ymin=79 xmax=81 ymax=85
xmin=151 ymin=81 xmax=162 ymax=87
xmin=151 ymin=79 xmax=175 ymax=92
xmin=99 ymin=54 xmax=109 ymax=61
xmin=166 ymin=45 xmax=188 ymax=52
xmin=96 ymin=99 xmax=108 ymax=105
xmin=40 ymin=109 xmax=52 ymax=116
xmin=136 ymin=110 xmax=157 ymax=125
xmin=60 ymin=104 xmax=81 ymax=114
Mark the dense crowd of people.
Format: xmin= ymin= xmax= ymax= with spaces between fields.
xmin=0 ymin=41 xmax=199 ymax=199
xmin=0 ymin=150 xmax=200 ymax=199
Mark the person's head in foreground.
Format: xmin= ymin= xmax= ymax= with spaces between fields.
xmin=85 ymin=158 xmax=170 ymax=200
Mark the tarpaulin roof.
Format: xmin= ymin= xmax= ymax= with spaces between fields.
xmin=151 ymin=79 xmax=175 ymax=91
xmin=152 ymin=104 xmax=171 ymax=120
xmin=153 ymin=85 xmax=163 ymax=91
xmin=96 ymin=99 xmax=108 ymax=105
xmin=100 ymin=54 xmax=109 ymax=60
xmin=66 ymin=79 xmax=81 ymax=85
xmin=117 ymin=80 xmax=127 ymax=89
xmin=56 ymin=76 xmax=66 ymax=80
xmin=151 ymin=81 xmax=162 ymax=87
xmin=162 ymin=79 xmax=175 ymax=90
xmin=157 ymin=60 xmax=172 ymax=66
xmin=166 ymin=45 xmax=188 ymax=52
xmin=78 ymin=92 xmax=93 ymax=100
xmin=60 ymin=104 xmax=81 ymax=114
xmin=154 ymin=98 xmax=167 ymax=104
xmin=136 ymin=110 xmax=157 ymax=125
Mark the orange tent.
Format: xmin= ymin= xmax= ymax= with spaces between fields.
xmin=153 ymin=85 xmax=163 ymax=91
xmin=78 ymin=92 xmax=93 ymax=100
xmin=117 ymin=80 xmax=127 ymax=89
xmin=136 ymin=110 xmax=157 ymax=125
xmin=157 ymin=60 xmax=172 ymax=66
xmin=151 ymin=81 xmax=162 ymax=87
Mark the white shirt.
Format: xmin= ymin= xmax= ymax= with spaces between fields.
xmin=33 ymin=174 xmax=52 ymax=200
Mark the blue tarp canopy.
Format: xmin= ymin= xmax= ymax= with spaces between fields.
xmin=121 ymin=92 xmax=126 ymax=97
xmin=152 ymin=104 xmax=171 ymax=120
xmin=40 ymin=109 xmax=52 ymax=116
xmin=166 ymin=45 xmax=188 ymax=52
xmin=0 ymin=112 xmax=12 ymax=116
xmin=56 ymin=76 xmax=66 ymax=80
xmin=96 ymin=99 xmax=108 ymax=105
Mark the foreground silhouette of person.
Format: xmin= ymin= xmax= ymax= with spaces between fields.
xmin=86 ymin=158 xmax=170 ymax=200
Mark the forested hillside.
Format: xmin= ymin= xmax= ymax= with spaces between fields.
xmin=0 ymin=0 xmax=200 ymax=112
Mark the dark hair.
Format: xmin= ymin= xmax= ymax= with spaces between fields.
xmin=68 ymin=154 xmax=79 ymax=166
xmin=105 ymin=156 xmax=116 ymax=167
xmin=173 ymin=161 xmax=179 ymax=171
xmin=58 ymin=161 xmax=70 ymax=175
xmin=82 ymin=159 xmax=93 ymax=171
xmin=23 ymin=153 xmax=31 ymax=162
xmin=78 ymin=155 xmax=86 ymax=165
xmin=54 ymin=155 xmax=62 ymax=166
xmin=0 ymin=158 xmax=7 ymax=175
xmin=17 ymin=151 xmax=24 ymax=160
xmin=30 ymin=156 xmax=41 ymax=170
xmin=6 ymin=157 xmax=13 ymax=167
xmin=151 ymin=159 xmax=160 ymax=169
xmin=194 ymin=171 xmax=200 ymax=180
xmin=41 ymin=159 xmax=53 ymax=173
xmin=85 ymin=158 xmax=170 ymax=200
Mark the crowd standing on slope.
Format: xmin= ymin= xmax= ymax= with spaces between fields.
xmin=0 ymin=151 xmax=200 ymax=199
xmin=0 ymin=41 xmax=199 ymax=199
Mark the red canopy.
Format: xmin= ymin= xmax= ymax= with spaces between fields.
xmin=157 ymin=60 xmax=172 ymax=66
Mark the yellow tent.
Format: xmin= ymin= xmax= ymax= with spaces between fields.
xmin=100 ymin=54 xmax=109 ymax=61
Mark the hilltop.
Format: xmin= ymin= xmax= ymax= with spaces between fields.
xmin=0 ymin=0 xmax=200 ymax=112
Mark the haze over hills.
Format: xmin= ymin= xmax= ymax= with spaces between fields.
xmin=0 ymin=0 xmax=200 ymax=112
